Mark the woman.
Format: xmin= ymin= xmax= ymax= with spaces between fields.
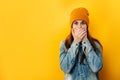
xmin=59 ymin=7 xmax=103 ymax=80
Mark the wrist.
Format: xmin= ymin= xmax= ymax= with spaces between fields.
xmin=82 ymin=36 xmax=87 ymax=41
xmin=74 ymin=39 xmax=82 ymax=43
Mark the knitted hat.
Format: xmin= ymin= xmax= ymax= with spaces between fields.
xmin=70 ymin=7 xmax=89 ymax=26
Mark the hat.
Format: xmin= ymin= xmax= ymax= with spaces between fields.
xmin=70 ymin=7 xmax=89 ymax=26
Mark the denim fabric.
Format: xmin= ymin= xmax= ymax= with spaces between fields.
xmin=59 ymin=39 xmax=103 ymax=80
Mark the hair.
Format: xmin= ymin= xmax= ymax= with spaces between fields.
xmin=64 ymin=24 xmax=103 ymax=64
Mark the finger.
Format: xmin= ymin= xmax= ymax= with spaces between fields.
xmin=75 ymin=30 xmax=86 ymax=35
xmin=81 ymin=32 xmax=87 ymax=40
xmin=74 ymin=28 xmax=86 ymax=33
xmin=77 ymin=31 xmax=87 ymax=38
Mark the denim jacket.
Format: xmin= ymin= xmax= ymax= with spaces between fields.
xmin=59 ymin=39 xmax=103 ymax=80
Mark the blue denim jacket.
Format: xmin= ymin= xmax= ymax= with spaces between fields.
xmin=59 ymin=39 xmax=103 ymax=80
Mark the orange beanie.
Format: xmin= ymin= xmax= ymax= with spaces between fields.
xmin=70 ymin=7 xmax=89 ymax=26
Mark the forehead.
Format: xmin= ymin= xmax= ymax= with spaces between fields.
xmin=73 ymin=20 xmax=83 ymax=23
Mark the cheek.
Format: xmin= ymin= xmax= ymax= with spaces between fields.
xmin=72 ymin=24 xmax=77 ymax=29
xmin=82 ymin=25 xmax=87 ymax=30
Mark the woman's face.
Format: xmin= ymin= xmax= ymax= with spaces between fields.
xmin=72 ymin=20 xmax=87 ymax=31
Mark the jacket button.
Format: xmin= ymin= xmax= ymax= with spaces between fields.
xmin=76 ymin=43 xmax=79 ymax=46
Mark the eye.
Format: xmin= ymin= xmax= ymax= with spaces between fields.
xmin=81 ymin=21 xmax=86 ymax=25
xmin=73 ymin=21 xmax=78 ymax=25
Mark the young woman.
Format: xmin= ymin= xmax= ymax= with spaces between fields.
xmin=59 ymin=7 xmax=103 ymax=80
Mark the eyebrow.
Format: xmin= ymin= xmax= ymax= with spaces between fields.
xmin=74 ymin=20 xmax=84 ymax=23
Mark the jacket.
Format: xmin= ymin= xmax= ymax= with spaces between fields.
xmin=59 ymin=39 xmax=103 ymax=80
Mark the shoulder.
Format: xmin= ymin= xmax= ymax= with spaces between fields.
xmin=60 ymin=40 xmax=68 ymax=52
xmin=94 ymin=40 xmax=103 ymax=52
xmin=60 ymin=40 xmax=65 ymax=47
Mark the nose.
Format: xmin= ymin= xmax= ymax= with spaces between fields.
xmin=78 ymin=23 xmax=82 ymax=28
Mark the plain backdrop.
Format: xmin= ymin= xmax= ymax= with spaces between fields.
xmin=0 ymin=0 xmax=120 ymax=80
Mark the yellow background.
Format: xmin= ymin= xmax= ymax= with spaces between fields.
xmin=0 ymin=0 xmax=120 ymax=80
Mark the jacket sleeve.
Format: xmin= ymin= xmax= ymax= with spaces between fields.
xmin=59 ymin=40 xmax=79 ymax=73
xmin=81 ymin=39 xmax=103 ymax=73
